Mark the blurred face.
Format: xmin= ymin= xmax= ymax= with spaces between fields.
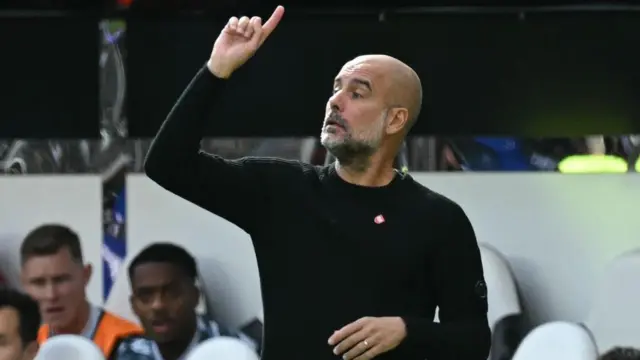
xmin=21 ymin=248 xmax=90 ymax=332
xmin=321 ymin=59 xmax=391 ymax=162
xmin=130 ymin=263 xmax=198 ymax=344
xmin=0 ymin=307 xmax=37 ymax=360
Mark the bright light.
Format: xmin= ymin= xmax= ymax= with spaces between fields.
xmin=558 ymin=155 xmax=628 ymax=173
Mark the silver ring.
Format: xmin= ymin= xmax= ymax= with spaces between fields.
xmin=363 ymin=340 xmax=369 ymax=347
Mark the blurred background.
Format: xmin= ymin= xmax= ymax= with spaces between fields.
xmin=2 ymin=4 xmax=640 ymax=175
xmin=1 ymin=2 xmax=640 ymax=360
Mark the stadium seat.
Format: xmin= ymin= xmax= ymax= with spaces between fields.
xmin=35 ymin=334 xmax=105 ymax=360
xmin=238 ymin=316 xmax=264 ymax=354
xmin=185 ymin=337 xmax=259 ymax=360
xmin=433 ymin=244 xmax=526 ymax=360
xmin=585 ymin=249 xmax=640 ymax=352
xmin=478 ymin=244 xmax=526 ymax=360
xmin=512 ymin=321 xmax=598 ymax=360
xmin=0 ymin=269 xmax=6 ymax=288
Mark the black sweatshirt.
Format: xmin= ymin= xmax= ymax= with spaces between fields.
xmin=144 ymin=65 xmax=491 ymax=360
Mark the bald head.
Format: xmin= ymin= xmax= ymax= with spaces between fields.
xmin=322 ymin=54 xmax=422 ymax=167
xmin=346 ymin=55 xmax=423 ymax=132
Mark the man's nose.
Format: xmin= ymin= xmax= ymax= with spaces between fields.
xmin=43 ymin=284 xmax=59 ymax=301
xmin=328 ymin=92 xmax=343 ymax=113
xmin=150 ymin=294 xmax=166 ymax=311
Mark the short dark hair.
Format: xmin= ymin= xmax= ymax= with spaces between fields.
xmin=20 ymin=224 xmax=83 ymax=264
xmin=600 ymin=347 xmax=640 ymax=360
xmin=128 ymin=243 xmax=197 ymax=284
xmin=0 ymin=288 xmax=41 ymax=345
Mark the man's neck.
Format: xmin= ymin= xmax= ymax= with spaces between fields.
xmin=157 ymin=341 xmax=192 ymax=360
xmin=53 ymin=301 xmax=91 ymax=335
xmin=335 ymin=152 xmax=396 ymax=187
xmin=157 ymin=318 xmax=198 ymax=360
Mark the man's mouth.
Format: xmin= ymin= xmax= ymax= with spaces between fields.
xmin=151 ymin=320 xmax=172 ymax=334
xmin=325 ymin=119 xmax=345 ymax=129
xmin=45 ymin=306 xmax=64 ymax=315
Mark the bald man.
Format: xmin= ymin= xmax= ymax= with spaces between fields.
xmin=144 ymin=6 xmax=490 ymax=360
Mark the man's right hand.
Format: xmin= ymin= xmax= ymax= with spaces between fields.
xmin=207 ymin=6 xmax=285 ymax=79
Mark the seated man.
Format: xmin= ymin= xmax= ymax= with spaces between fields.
xmin=110 ymin=243 xmax=258 ymax=360
xmin=20 ymin=224 xmax=142 ymax=358
xmin=600 ymin=347 xmax=640 ymax=360
xmin=0 ymin=288 xmax=40 ymax=360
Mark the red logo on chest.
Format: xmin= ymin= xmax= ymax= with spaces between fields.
xmin=374 ymin=214 xmax=385 ymax=224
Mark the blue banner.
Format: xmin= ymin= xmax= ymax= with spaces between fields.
xmin=102 ymin=186 xmax=127 ymax=301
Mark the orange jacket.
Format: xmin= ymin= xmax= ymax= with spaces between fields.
xmin=37 ymin=309 xmax=142 ymax=358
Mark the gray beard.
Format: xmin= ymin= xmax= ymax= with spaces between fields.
xmin=323 ymin=139 xmax=376 ymax=172
xmin=321 ymin=109 xmax=387 ymax=172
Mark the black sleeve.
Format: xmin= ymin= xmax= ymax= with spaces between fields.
xmin=144 ymin=65 xmax=276 ymax=236
xmin=402 ymin=202 xmax=491 ymax=359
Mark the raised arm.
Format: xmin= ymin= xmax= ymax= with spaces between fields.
xmin=144 ymin=7 xmax=285 ymax=235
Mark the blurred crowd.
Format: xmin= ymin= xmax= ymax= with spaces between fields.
xmin=2 ymin=135 xmax=639 ymax=175
xmin=0 ymin=20 xmax=638 ymax=175
xmin=1 ymin=225 xmax=639 ymax=360
xmin=0 ymin=224 xmax=262 ymax=360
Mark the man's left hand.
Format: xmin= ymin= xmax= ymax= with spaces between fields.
xmin=328 ymin=316 xmax=407 ymax=360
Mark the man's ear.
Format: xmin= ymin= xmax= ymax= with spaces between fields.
xmin=129 ymin=294 xmax=141 ymax=318
xmin=191 ymin=285 xmax=201 ymax=309
xmin=82 ymin=263 xmax=93 ymax=287
xmin=385 ymin=108 xmax=409 ymax=136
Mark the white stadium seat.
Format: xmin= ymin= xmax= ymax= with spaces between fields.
xmin=480 ymin=244 xmax=527 ymax=360
xmin=185 ymin=336 xmax=259 ymax=360
xmin=585 ymin=249 xmax=640 ymax=352
xmin=433 ymin=244 xmax=526 ymax=360
xmin=512 ymin=321 xmax=598 ymax=360
xmin=35 ymin=334 xmax=105 ymax=360
xmin=478 ymin=244 xmax=522 ymax=330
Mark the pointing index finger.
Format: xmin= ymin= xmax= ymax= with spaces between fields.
xmin=261 ymin=5 xmax=285 ymax=41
